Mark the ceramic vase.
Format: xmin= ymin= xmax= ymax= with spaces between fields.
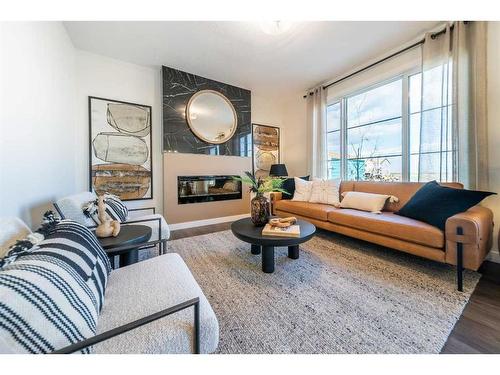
xmin=251 ymin=193 xmax=270 ymax=226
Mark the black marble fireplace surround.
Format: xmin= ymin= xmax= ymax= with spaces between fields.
xmin=178 ymin=175 xmax=242 ymax=204
xmin=162 ymin=66 xmax=251 ymax=156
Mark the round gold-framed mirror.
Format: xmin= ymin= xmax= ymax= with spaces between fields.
xmin=185 ymin=90 xmax=238 ymax=144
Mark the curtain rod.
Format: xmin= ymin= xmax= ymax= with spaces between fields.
xmin=303 ymin=23 xmax=459 ymax=99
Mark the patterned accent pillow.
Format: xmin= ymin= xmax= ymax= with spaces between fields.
xmin=83 ymin=194 xmax=128 ymax=225
xmin=0 ymin=218 xmax=111 ymax=353
xmin=309 ymin=178 xmax=341 ymax=206
xmin=0 ymin=256 xmax=98 ymax=353
xmin=291 ymin=177 xmax=314 ymax=202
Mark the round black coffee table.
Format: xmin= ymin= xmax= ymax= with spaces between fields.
xmin=231 ymin=218 xmax=316 ymax=273
xmin=96 ymin=225 xmax=152 ymax=268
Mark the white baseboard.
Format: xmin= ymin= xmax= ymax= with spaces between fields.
xmin=169 ymin=213 xmax=250 ymax=231
xmin=487 ymin=249 xmax=500 ymax=263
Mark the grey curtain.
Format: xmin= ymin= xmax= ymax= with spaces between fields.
xmin=417 ymin=24 xmax=453 ymax=183
xmin=453 ymin=21 xmax=488 ymax=189
xmin=307 ymin=86 xmax=327 ymax=179
xmin=417 ymin=21 xmax=488 ymax=188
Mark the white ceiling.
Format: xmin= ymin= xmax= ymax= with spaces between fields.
xmin=64 ymin=21 xmax=441 ymax=97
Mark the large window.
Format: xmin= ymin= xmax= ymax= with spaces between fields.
xmin=409 ymin=69 xmax=454 ymax=182
xmin=326 ymin=72 xmax=454 ymax=182
xmin=326 ymin=103 xmax=341 ymax=179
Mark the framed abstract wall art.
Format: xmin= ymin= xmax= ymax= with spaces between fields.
xmin=252 ymin=123 xmax=280 ymax=178
xmin=89 ymin=96 xmax=153 ymax=201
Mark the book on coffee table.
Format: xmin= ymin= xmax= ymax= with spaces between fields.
xmin=262 ymin=224 xmax=301 ymax=238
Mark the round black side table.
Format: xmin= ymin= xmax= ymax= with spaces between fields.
xmin=231 ymin=218 xmax=316 ymax=273
xmin=96 ymin=225 xmax=152 ymax=268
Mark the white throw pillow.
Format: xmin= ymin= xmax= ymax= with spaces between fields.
xmin=339 ymin=191 xmax=399 ymax=214
xmin=309 ymin=178 xmax=341 ymax=205
xmin=291 ymin=177 xmax=314 ymax=202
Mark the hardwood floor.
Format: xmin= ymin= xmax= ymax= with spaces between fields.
xmin=170 ymin=222 xmax=500 ymax=354
xmin=170 ymin=222 xmax=232 ymax=240
xmin=441 ymin=262 xmax=500 ymax=353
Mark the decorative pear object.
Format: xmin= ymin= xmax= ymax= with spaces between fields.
xmin=95 ymin=195 xmax=121 ymax=238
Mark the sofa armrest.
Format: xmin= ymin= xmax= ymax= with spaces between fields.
xmin=445 ymin=205 xmax=494 ymax=271
xmin=269 ymin=192 xmax=283 ymax=215
xmin=51 ymin=297 xmax=200 ymax=354
xmin=269 ymin=191 xmax=283 ymax=202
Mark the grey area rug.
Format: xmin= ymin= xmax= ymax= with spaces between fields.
xmin=147 ymin=230 xmax=479 ymax=354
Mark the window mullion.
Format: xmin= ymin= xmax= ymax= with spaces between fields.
xmin=401 ymin=74 xmax=410 ymax=182
xmin=340 ymin=98 xmax=348 ymax=179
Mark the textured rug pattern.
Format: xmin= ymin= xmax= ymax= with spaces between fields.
xmin=157 ymin=230 xmax=478 ymax=353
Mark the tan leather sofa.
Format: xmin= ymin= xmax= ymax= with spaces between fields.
xmin=271 ymin=181 xmax=494 ymax=289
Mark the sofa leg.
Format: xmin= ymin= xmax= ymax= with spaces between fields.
xmin=194 ymin=298 xmax=200 ymax=354
xmin=457 ymin=226 xmax=464 ymax=292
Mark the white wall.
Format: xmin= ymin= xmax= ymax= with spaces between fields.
xmin=281 ymin=94 xmax=308 ymax=177
xmin=485 ymin=21 xmax=500 ymax=262
xmin=251 ymin=92 xmax=286 ymax=166
xmin=74 ymin=50 xmax=163 ymax=213
xmin=0 ymin=22 xmax=76 ymax=227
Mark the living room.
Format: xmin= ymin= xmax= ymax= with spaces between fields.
xmin=1 ymin=0 xmax=500 ymax=372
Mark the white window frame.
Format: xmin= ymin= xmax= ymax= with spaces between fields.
xmin=326 ymin=67 xmax=421 ymax=182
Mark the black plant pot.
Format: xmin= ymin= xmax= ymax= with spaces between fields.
xmin=250 ymin=194 xmax=270 ymax=227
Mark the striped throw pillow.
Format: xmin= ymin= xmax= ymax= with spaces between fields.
xmin=83 ymin=194 xmax=128 ymax=225
xmin=0 ymin=220 xmax=111 ymax=353
xmin=41 ymin=220 xmax=111 ymax=311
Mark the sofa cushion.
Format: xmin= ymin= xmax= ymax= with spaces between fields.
xmin=0 ymin=218 xmax=112 ymax=353
xmin=339 ymin=191 xmax=398 ymax=213
xmin=0 ymin=258 xmax=99 ymax=353
xmin=55 ymin=192 xmax=97 ymax=226
xmin=274 ymin=200 xmax=337 ymax=221
xmin=95 ymin=253 xmax=219 ymax=354
xmin=0 ymin=214 xmax=107 ymax=283
xmin=309 ymin=178 xmax=341 ymax=205
xmin=396 ymin=181 xmax=495 ymax=230
xmin=281 ymin=176 xmax=309 ymax=200
xmin=82 ymin=194 xmax=129 ymax=225
xmin=339 ymin=181 xmax=463 ymax=212
xmin=291 ymin=177 xmax=314 ymax=202
xmin=0 ymin=239 xmax=101 ymax=353
xmin=327 ymin=209 xmax=444 ymax=248
xmin=47 ymin=221 xmax=112 ymax=312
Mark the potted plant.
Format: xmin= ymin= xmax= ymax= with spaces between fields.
xmin=233 ymin=172 xmax=289 ymax=226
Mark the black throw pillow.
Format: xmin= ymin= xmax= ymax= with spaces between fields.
xmin=395 ymin=181 xmax=495 ymax=230
xmin=281 ymin=176 xmax=310 ymax=200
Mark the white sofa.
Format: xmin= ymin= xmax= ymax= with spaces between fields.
xmin=54 ymin=192 xmax=170 ymax=255
xmin=94 ymin=253 xmax=219 ymax=353
xmin=0 ymin=217 xmax=219 ymax=354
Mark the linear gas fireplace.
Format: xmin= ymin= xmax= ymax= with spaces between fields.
xmin=178 ymin=175 xmax=242 ymax=205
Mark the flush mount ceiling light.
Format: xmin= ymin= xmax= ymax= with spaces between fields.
xmin=259 ymin=21 xmax=294 ymax=35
